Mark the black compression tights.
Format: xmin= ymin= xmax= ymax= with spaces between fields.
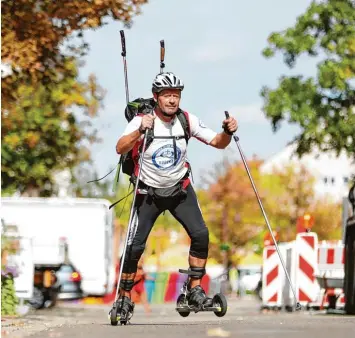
xmin=120 ymin=184 xmax=209 ymax=274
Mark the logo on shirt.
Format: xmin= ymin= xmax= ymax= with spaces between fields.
xmin=199 ymin=119 xmax=207 ymax=128
xmin=152 ymin=144 xmax=181 ymax=170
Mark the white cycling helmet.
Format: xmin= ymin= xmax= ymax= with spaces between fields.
xmin=152 ymin=72 xmax=184 ymax=93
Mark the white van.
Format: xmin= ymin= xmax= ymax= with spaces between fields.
xmin=1 ymin=197 xmax=116 ymax=297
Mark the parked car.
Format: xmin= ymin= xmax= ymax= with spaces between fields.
xmin=29 ymin=267 xmax=60 ymax=309
xmin=56 ymin=263 xmax=84 ymax=300
xmin=238 ymin=265 xmax=262 ymax=293
xmin=29 ymin=263 xmax=83 ymax=309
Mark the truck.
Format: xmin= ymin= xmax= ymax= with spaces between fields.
xmin=1 ymin=197 xmax=116 ymax=307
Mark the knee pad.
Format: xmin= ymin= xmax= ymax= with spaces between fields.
xmin=121 ymin=243 xmax=145 ymax=273
xmin=189 ymin=267 xmax=206 ymax=280
xmin=119 ymin=279 xmax=135 ymax=291
xmin=189 ymin=227 xmax=209 ymax=259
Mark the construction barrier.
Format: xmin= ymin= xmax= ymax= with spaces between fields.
xmin=294 ymin=232 xmax=319 ymax=307
xmin=314 ymin=240 xmax=345 ymax=309
xmin=261 ymin=244 xmax=286 ymax=309
xmin=262 ymin=233 xmax=319 ymax=310
xmin=262 ymin=231 xmax=346 ymax=311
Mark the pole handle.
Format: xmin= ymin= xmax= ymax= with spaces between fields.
xmin=160 ymin=40 xmax=165 ymax=72
xmin=224 ymin=111 xmax=239 ymax=141
xmin=120 ymin=30 xmax=126 ymax=57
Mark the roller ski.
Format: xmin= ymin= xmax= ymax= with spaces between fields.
xmin=175 ymin=269 xmax=228 ymax=318
xmin=109 ymin=296 xmax=135 ymax=326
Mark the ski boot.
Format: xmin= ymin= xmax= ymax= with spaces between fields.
xmin=175 ymin=268 xmax=228 ymax=317
xmin=109 ymin=296 xmax=135 ymax=325
xmin=187 ymin=285 xmax=213 ymax=309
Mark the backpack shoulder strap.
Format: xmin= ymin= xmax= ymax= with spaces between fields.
xmin=176 ymin=109 xmax=191 ymax=144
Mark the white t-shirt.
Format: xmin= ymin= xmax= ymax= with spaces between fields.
xmin=121 ymin=111 xmax=217 ymax=188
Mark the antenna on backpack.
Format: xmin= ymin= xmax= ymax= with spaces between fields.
xmin=121 ymin=30 xmax=130 ymax=104
xmin=111 ymin=30 xmax=130 ymax=193
xmin=160 ymin=40 xmax=165 ymax=74
xmin=87 ymin=31 xmax=129 ymax=188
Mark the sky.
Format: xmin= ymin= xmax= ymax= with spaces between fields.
xmin=78 ymin=0 xmax=317 ymax=187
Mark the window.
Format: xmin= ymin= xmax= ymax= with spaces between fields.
xmin=331 ymin=177 xmax=335 ymax=184
xmin=344 ymin=177 xmax=349 ymax=184
xmin=323 ymin=177 xmax=328 ymax=184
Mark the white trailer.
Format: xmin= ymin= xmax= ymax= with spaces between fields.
xmin=1 ymin=197 xmax=116 ymax=297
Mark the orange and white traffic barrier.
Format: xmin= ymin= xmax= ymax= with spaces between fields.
xmin=318 ymin=241 xmax=344 ymax=271
xmin=314 ymin=241 xmax=345 ymax=309
xmin=282 ymin=232 xmax=319 ymax=309
xmin=261 ymin=232 xmax=346 ymax=311
xmin=261 ymin=244 xmax=286 ymax=309
xmin=294 ymin=232 xmax=319 ymax=306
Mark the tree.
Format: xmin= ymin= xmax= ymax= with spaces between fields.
xmin=200 ymin=157 xmax=267 ymax=265
xmin=1 ymin=0 xmax=148 ymax=101
xmin=200 ymin=158 xmax=343 ymax=265
xmin=1 ymin=221 xmax=20 ymax=316
xmin=261 ymin=0 xmax=355 ymax=159
xmin=311 ymin=199 xmax=342 ymax=240
xmin=1 ymin=0 xmax=148 ymax=195
xmin=1 ymin=58 xmax=105 ymax=196
xmin=261 ymin=163 xmax=342 ymax=241
xmin=261 ymin=164 xmax=316 ymax=242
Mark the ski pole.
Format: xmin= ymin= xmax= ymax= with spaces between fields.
xmin=160 ymin=40 xmax=165 ymax=74
xmin=224 ymin=111 xmax=301 ymax=311
xmin=113 ymin=30 xmax=152 ymax=303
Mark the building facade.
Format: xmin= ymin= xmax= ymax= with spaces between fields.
xmin=260 ymin=143 xmax=355 ymax=202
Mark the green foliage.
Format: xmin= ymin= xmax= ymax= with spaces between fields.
xmin=1 ymin=231 xmax=19 ymax=261
xmin=1 ymin=222 xmax=19 ymax=316
xmin=199 ymin=158 xmax=266 ymax=264
xmin=1 ymin=58 xmax=105 ymax=196
xmin=1 ymin=0 xmax=148 ymax=196
xmin=1 ymin=0 xmax=148 ymax=102
xmin=200 ymin=158 xmax=343 ymax=263
xmin=260 ymin=164 xmax=316 ymax=242
xmin=1 ymin=275 xmax=19 ymax=316
xmin=261 ymin=0 xmax=355 ymax=159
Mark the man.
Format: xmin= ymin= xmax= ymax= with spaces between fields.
xmin=115 ymin=72 xmax=238 ymax=319
xmin=131 ymin=258 xmax=154 ymax=315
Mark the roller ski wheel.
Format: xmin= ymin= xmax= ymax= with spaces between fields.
xmin=109 ymin=296 xmax=134 ymax=326
xmin=212 ymin=293 xmax=227 ymax=317
xmin=109 ymin=305 xmax=119 ymax=326
xmin=176 ymin=294 xmax=190 ymax=317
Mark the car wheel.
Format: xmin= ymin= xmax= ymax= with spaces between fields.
xmin=29 ymin=287 xmax=45 ymax=309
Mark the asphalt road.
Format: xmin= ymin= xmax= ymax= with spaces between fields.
xmin=3 ymin=297 xmax=355 ymax=338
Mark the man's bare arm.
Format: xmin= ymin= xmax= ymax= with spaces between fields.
xmin=116 ymin=130 xmax=142 ymax=154
xmin=209 ymin=132 xmax=232 ymax=149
